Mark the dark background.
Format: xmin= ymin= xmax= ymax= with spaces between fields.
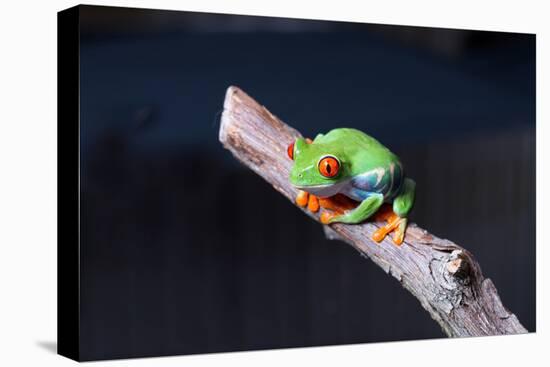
xmin=77 ymin=5 xmax=535 ymax=361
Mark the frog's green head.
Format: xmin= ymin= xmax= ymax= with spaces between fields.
xmin=288 ymin=138 xmax=350 ymax=197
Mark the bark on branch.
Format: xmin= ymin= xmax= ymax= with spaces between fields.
xmin=218 ymin=86 xmax=527 ymax=337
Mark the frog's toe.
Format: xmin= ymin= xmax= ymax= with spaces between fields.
xmin=308 ymin=194 xmax=320 ymax=212
xmin=296 ymin=190 xmax=309 ymax=207
xmin=296 ymin=191 xmax=321 ymax=213
xmin=392 ymin=218 xmax=407 ymax=245
xmin=372 ymin=213 xmax=407 ymax=246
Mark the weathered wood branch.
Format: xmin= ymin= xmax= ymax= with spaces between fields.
xmin=219 ymin=86 xmax=527 ymax=337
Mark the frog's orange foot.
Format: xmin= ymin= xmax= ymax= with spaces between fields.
xmin=372 ymin=210 xmax=407 ymax=246
xmin=296 ymin=190 xmax=320 ymax=213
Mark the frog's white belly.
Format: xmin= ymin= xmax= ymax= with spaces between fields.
xmin=297 ymin=180 xmax=368 ymax=201
xmin=294 ymin=179 xmax=351 ymax=198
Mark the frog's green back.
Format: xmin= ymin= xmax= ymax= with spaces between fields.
xmin=314 ymin=128 xmax=400 ymax=174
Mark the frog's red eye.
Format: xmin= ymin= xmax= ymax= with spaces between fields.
xmin=287 ymin=142 xmax=295 ymax=160
xmin=318 ymin=156 xmax=340 ymax=178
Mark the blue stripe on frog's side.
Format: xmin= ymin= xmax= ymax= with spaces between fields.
xmin=345 ymin=162 xmax=404 ymax=202
xmin=386 ymin=162 xmax=404 ymax=200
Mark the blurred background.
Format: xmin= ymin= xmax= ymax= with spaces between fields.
xmin=77 ymin=5 xmax=535 ymax=361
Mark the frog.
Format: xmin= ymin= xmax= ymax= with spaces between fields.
xmin=287 ymin=128 xmax=415 ymax=245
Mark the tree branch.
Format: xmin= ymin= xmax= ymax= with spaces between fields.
xmin=219 ymin=86 xmax=527 ymax=337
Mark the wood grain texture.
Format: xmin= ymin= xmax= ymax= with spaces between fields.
xmin=219 ymin=86 xmax=527 ymax=337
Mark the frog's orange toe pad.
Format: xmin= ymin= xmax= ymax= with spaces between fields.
xmin=296 ymin=190 xmax=309 ymax=207
xmin=371 ymin=230 xmax=386 ymax=243
xmin=392 ymin=231 xmax=405 ymax=245
xmin=308 ymin=195 xmax=320 ymax=213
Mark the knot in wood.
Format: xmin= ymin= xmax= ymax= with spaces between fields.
xmin=429 ymin=249 xmax=472 ymax=314
xmin=446 ymin=250 xmax=471 ymax=281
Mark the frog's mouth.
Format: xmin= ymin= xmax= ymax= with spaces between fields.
xmin=293 ymin=180 xmax=348 ymax=198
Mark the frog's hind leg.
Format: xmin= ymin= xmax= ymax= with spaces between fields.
xmin=324 ymin=192 xmax=384 ymax=224
xmin=318 ymin=194 xmax=358 ymax=224
xmin=373 ymin=178 xmax=416 ymax=245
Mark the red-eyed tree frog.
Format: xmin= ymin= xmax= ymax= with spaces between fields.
xmin=287 ymin=128 xmax=416 ymax=245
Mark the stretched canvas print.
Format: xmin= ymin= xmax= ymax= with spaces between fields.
xmin=58 ymin=5 xmax=536 ymax=361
